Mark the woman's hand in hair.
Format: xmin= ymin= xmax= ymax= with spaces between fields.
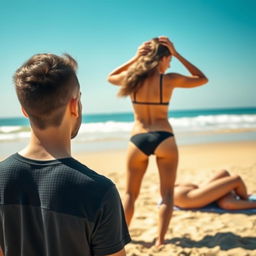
xmin=158 ymin=36 xmax=177 ymax=57
xmin=136 ymin=41 xmax=151 ymax=58
xmin=107 ymin=42 xmax=152 ymax=86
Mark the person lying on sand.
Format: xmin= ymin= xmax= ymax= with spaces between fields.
xmin=174 ymin=170 xmax=256 ymax=210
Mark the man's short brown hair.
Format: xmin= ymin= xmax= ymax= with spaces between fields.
xmin=14 ymin=53 xmax=79 ymax=129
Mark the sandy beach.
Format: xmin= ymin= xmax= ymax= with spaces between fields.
xmin=0 ymin=140 xmax=255 ymax=255
xmin=75 ymin=141 xmax=256 ymax=256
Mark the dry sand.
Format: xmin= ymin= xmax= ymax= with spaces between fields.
xmin=75 ymin=141 xmax=256 ymax=256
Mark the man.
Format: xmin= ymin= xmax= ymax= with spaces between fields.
xmin=0 ymin=54 xmax=130 ymax=256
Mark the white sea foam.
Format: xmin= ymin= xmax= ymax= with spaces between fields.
xmin=0 ymin=132 xmax=30 ymax=141
xmin=170 ymin=114 xmax=256 ymax=130
xmin=75 ymin=114 xmax=256 ymax=142
xmin=79 ymin=122 xmax=133 ymax=133
xmin=1 ymin=114 xmax=256 ymax=142
xmin=0 ymin=126 xmax=23 ymax=133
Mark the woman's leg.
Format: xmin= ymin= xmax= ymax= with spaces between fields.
xmin=155 ymin=138 xmax=178 ymax=246
xmin=204 ymin=169 xmax=231 ymax=184
xmin=186 ymin=175 xmax=248 ymax=208
xmin=217 ymin=193 xmax=256 ymax=210
xmin=123 ymin=142 xmax=149 ymax=226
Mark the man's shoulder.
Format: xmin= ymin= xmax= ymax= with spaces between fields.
xmin=56 ymin=158 xmax=117 ymax=218
xmin=61 ymin=157 xmax=114 ymax=187
xmin=0 ymin=153 xmax=18 ymax=167
xmin=0 ymin=153 xmax=114 ymax=192
xmin=55 ymin=157 xmax=116 ymax=202
xmin=0 ymin=154 xmax=117 ymax=218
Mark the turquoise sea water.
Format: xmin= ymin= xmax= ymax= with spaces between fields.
xmin=85 ymin=107 xmax=256 ymax=123
xmin=0 ymin=107 xmax=256 ymax=156
xmin=1 ymin=107 xmax=256 ymax=126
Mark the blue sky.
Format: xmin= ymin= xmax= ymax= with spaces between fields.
xmin=0 ymin=0 xmax=255 ymax=117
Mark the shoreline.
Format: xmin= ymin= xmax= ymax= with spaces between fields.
xmin=1 ymin=139 xmax=256 ymax=167
xmin=2 ymin=129 xmax=255 ymax=158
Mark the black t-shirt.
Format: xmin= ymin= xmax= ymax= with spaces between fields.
xmin=0 ymin=153 xmax=131 ymax=256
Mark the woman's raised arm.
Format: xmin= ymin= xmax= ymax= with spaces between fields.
xmin=159 ymin=36 xmax=208 ymax=88
xmin=107 ymin=41 xmax=151 ymax=86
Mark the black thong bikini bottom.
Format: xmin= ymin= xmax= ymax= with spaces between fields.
xmin=130 ymin=131 xmax=174 ymax=156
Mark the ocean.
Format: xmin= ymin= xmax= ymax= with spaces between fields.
xmin=0 ymin=107 xmax=256 ymax=156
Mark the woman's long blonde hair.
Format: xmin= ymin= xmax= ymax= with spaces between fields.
xmin=118 ymin=38 xmax=171 ymax=97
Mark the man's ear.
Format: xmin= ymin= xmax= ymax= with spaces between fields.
xmin=21 ymin=107 xmax=29 ymax=118
xmin=69 ymin=98 xmax=79 ymax=118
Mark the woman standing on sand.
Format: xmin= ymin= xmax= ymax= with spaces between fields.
xmin=107 ymin=36 xmax=208 ymax=246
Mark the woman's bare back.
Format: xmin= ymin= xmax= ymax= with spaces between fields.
xmin=131 ymin=73 xmax=174 ymax=133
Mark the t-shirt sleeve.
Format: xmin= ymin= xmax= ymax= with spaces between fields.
xmin=91 ymin=185 xmax=131 ymax=256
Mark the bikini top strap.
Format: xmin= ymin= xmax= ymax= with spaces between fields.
xmin=160 ymin=74 xmax=163 ymax=104
xmin=133 ymin=91 xmax=137 ymax=102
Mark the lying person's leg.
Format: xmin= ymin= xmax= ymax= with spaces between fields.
xmin=217 ymin=193 xmax=256 ymax=210
xmin=182 ymin=175 xmax=248 ymax=208
xmin=201 ymin=169 xmax=231 ymax=186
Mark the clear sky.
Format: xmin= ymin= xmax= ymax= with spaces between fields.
xmin=0 ymin=0 xmax=255 ymax=117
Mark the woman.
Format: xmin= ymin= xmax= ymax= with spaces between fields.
xmin=174 ymin=170 xmax=256 ymax=210
xmin=107 ymin=36 xmax=208 ymax=246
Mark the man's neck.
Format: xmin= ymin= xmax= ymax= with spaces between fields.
xmin=19 ymin=128 xmax=72 ymax=160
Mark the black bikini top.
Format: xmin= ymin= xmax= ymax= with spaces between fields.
xmin=132 ymin=74 xmax=169 ymax=106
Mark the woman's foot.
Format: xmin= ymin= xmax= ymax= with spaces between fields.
xmin=154 ymin=237 xmax=165 ymax=247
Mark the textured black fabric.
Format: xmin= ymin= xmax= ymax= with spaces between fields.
xmin=0 ymin=153 xmax=131 ymax=256
xmin=130 ymin=131 xmax=174 ymax=155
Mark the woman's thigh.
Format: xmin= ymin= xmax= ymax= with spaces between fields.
xmin=155 ymin=138 xmax=178 ymax=196
xmin=125 ymin=142 xmax=149 ymax=196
